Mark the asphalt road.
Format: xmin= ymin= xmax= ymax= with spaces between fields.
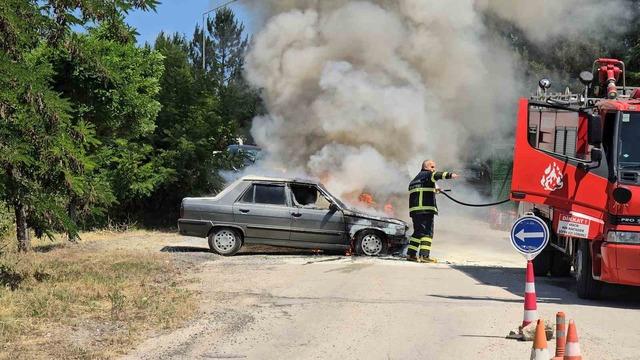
xmin=124 ymin=216 xmax=640 ymax=360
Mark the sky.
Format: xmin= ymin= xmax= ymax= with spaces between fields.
xmin=125 ymin=0 xmax=254 ymax=46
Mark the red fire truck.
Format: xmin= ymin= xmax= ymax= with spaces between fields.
xmin=511 ymin=58 xmax=640 ymax=299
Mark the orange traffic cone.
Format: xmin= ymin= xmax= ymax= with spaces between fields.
xmin=522 ymin=261 xmax=538 ymax=329
xmin=553 ymin=312 xmax=567 ymax=359
xmin=530 ymin=319 xmax=551 ymax=360
xmin=563 ymin=320 xmax=582 ymax=360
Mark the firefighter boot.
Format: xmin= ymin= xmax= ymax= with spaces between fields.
xmin=420 ymin=256 xmax=438 ymax=263
xmin=406 ymin=254 xmax=419 ymax=262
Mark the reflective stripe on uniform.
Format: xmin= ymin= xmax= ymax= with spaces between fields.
xmin=408 ymin=244 xmax=419 ymax=251
xmin=409 ymin=205 xmax=438 ymax=212
xmin=409 ymin=187 xmax=437 ymax=213
xmin=409 ymin=187 xmax=436 ymax=193
xmin=443 ymin=172 xmax=449 ymax=178
xmin=431 ymin=172 xmax=437 ymax=182
xmin=420 ymin=236 xmax=432 ymax=250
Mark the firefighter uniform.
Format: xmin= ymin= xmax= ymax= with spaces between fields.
xmin=407 ymin=170 xmax=454 ymax=259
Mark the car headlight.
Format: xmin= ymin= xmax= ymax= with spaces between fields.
xmin=607 ymin=231 xmax=640 ymax=244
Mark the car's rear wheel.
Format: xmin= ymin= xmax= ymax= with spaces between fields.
xmin=209 ymin=228 xmax=242 ymax=256
xmin=355 ymin=230 xmax=387 ymax=256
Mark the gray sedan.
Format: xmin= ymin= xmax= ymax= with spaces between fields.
xmin=178 ymin=176 xmax=408 ymax=256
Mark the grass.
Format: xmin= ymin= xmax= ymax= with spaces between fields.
xmin=0 ymin=231 xmax=198 ymax=359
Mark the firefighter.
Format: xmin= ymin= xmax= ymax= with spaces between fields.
xmin=407 ymin=160 xmax=459 ymax=263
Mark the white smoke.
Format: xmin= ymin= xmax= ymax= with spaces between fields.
xmin=240 ymin=0 xmax=632 ymax=211
xmin=477 ymin=0 xmax=633 ymax=43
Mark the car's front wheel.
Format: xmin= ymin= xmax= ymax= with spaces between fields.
xmin=208 ymin=228 xmax=242 ymax=256
xmin=355 ymin=230 xmax=388 ymax=256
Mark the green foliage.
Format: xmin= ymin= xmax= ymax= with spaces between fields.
xmin=1 ymin=3 xmax=263 ymax=240
xmin=0 ymin=0 xmax=159 ymax=250
xmin=0 ymin=42 xmax=87 ymax=241
xmin=141 ymin=32 xmax=232 ymax=225
xmin=46 ymin=22 xmax=165 ymax=227
xmin=192 ymin=8 xmax=263 ymax=136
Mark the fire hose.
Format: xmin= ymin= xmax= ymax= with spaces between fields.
xmin=438 ymin=190 xmax=511 ymax=207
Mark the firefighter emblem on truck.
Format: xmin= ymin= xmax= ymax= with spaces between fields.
xmin=540 ymin=162 xmax=564 ymax=191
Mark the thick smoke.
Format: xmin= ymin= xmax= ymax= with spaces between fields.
xmin=477 ymin=0 xmax=633 ymax=43
xmin=241 ymin=0 xmax=632 ymax=210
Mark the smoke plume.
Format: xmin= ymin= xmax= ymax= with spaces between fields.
xmin=241 ymin=0 xmax=632 ymax=209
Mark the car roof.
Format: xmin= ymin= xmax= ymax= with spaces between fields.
xmin=241 ymin=175 xmax=320 ymax=185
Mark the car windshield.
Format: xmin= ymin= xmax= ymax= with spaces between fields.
xmin=618 ymin=112 xmax=640 ymax=168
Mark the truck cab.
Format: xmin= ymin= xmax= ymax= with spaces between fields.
xmin=510 ymin=58 xmax=640 ymax=299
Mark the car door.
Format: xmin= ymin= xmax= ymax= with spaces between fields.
xmin=288 ymin=183 xmax=347 ymax=245
xmin=233 ymin=182 xmax=292 ymax=244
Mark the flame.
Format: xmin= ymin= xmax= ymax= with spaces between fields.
xmin=358 ymin=192 xmax=376 ymax=205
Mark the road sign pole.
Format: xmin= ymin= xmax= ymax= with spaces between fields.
xmin=508 ymin=215 xmax=550 ymax=338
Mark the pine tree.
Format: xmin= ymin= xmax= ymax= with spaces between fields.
xmin=194 ymin=8 xmax=263 ymax=138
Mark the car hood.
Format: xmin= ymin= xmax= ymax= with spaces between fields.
xmin=342 ymin=208 xmax=407 ymax=227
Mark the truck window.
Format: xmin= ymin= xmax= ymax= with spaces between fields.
xmin=619 ymin=112 xmax=640 ymax=166
xmin=528 ymin=107 xmax=589 ymax=160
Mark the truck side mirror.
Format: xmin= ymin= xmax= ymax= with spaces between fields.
xmin=587 ymin=114 xmax=602 ymax=145
xmin=579 ymin=147 xmax=603 ymax=171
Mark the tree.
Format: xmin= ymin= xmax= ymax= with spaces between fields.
xmin=142 ymin=32 xmax=235 ymax=225
xmin=0 ymin=0 xmax=158 ymax=251
xmin=46 ymin=22 xmax=166 ymax=232
xmin=193 ymin=8 xmax=263 ymax=138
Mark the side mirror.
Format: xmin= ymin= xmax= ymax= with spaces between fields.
xmin=587 ymin=114 xmax=602 ymax=145
xmin=579 ymin=147 xmax=603 ymax=171
xmin=591 ymin=148 xmax=603 ymax=162
xmin=329 ymin=203 xmax=339 ymax=212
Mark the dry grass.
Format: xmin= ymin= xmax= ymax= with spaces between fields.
xmin=0 ymin=231 xmax=198 ymax=359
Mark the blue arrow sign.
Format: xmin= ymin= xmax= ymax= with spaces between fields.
xmin=510 ymin=215 xmax=550 ymax=259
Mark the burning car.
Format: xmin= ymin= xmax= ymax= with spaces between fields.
xmin=178 ymin=176 xmax=408 ymax=256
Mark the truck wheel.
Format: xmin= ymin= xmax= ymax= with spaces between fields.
xmin=550 ymin=251 xmax=572 ymax=277
xmin=355 ymin=230 xmax=388 ymax=256
xmin=208 ymin=228 xmax=242 ymax=256
xmin=533 ymin=249 xmax=552 ymax=276
xmin=576 ymin=239 xmax=602 ymax=299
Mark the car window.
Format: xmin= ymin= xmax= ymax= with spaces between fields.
xmin=290 ymin=184 xmax=332 ymax=210
xmin=239 ymin=185 xmax=254 ymax=203
xmin=254 ymin=184 xmax=287 ymax=205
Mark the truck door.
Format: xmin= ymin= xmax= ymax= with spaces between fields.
xmin=511 ymin=99 xmax=609 ymax=220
